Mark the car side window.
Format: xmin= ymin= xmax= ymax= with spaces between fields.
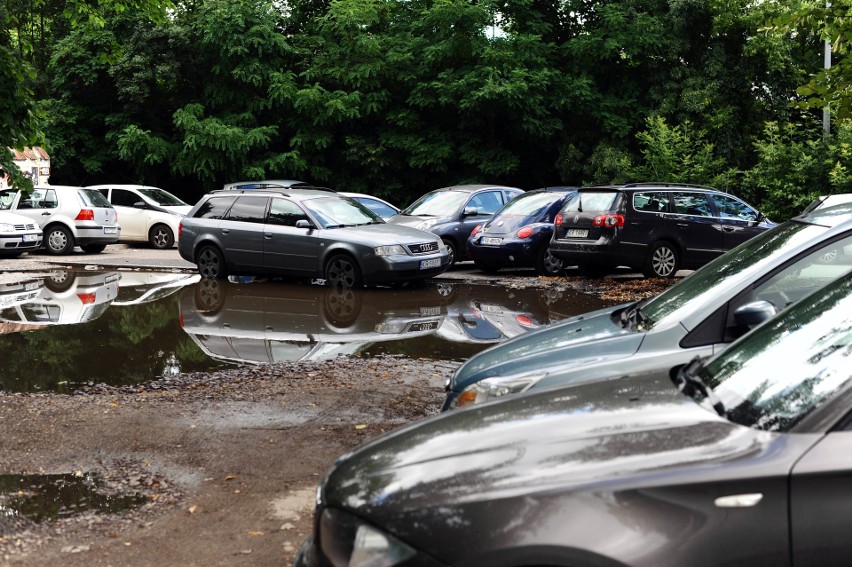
xmin=112 ymin=189 xmax=140 ymax=207
xmin=194 ymin=196 xmax=237 ymax=219
xmin=633 ymin=192 xmax=669 ymax=213
xmin=40 ymin=189 xmax=58 ymax=209
xmin=468 ymin=191 xmax=503 ymax=215
xmin=0 ymin=191 xmax=15 ymax=210
xmin=672 ymin=192 xmax=713 ymax=217
xmin=708 ymin=194 xmax=759 ymax=221
xmin=267 ymin=198 xmax=309 ymax=227
xmin=226 ymin=196 xmax=269 ymax=223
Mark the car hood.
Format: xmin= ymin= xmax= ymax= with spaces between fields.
xmin=0 ymin=210 xmax=41 ymax=227
xmin=324 ymin=371 xmax=806 ymax=545
xmin=386 ymin=214 xmax=448 ymax=229
xmin=448 ymin=303 xmax=638 ymax=391
xmin=161 ymin=204 xmax=192 ymax=215
xmin=329 ymin=222 xmax=440 ymax=244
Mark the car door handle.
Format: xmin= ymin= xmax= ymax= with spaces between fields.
xmin=676 ymin=222 xmax=689 ymax=228
xmin=714 ymin=493 xmax=763 ymax=508
xmin=264 ymin=233 xmax=273 ymax=239
xmin=41 ymin=212 xmax=50 ymax=216
xmin=721 ymin=226 xmax=735 ymax=232
xmin=221 ymin=228 xmax=230 ymax=235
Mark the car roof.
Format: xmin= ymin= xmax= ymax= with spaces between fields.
xmin=578 ymin=182 xmax=719 ymax=193
xmin=433 ymin=184 xmax=524 ymax=193
xmin=529 ymin=186 xmax=579 ymax=193
xmin=85 ymin=184 xmax=162 ymax=191
xmin=223 ymin=180 xmax=309 ymax=190
xmin=795 ymin=201 xmax=852 ymax=228
xmin=207 ymin=186 xmax=337 ymax=200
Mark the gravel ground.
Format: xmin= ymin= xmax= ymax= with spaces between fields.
xmin=0 ymin=246 xmax=678 ymax=567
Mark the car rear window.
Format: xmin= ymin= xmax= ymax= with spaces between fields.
xmin=78 ymin=189 xmax=113 ymax=208
xmin=194 ymin=196 xmax=238 ymax=219
xmin=561 ymin=191 xmax=618 ymax=213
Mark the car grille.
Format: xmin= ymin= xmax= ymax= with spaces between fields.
xmin=14 ymin=224 xmax=38 ymax=231
xmin=408 ymin=242 xmax=439 ymax=254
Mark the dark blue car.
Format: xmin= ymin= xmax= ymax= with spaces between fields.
xmin=467 ymin=186 xmax=577 ymax=276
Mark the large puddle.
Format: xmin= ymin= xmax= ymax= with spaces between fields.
xmin=0 ymin=269 xmax=607 ymax=392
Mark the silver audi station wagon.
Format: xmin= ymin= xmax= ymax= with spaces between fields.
xmin=178 ymin=187 xmax=450 ymax=287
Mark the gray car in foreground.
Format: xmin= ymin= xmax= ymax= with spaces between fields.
xmin=178 ymin=187 xmax=450 ymax=287
xmin=444 ymin=204 xmax=852 ymax=410
xmin=296 ymin=272 xmax=852 ymax=567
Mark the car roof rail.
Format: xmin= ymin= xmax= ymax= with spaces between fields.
xmin=622 ymin=182 xmax=718 ymax=191
xmin=209 ymin=185 xmax=335 ymax=197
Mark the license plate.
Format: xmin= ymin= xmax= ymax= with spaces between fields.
xmin=103 ymin=227 xmax=118 ymax=234
xmin=567 ymin=229 xmax=588 ymax=238
xmin=480 ymin=304 xmax=503 ymax=314
xmin=481 ymin=237 xmax=502 ymax=245
xmin=420 ymin=306 xmax=441 ymax=316
xmin=420 ymin=258 xmax=441 ymax=269
xmin=406 ymin=320 xmax=440 ymax=332
xmin=24 ymin=281 xmax=41 ymax=291
xmin=22 ymin=234 xmax=38 ymax=242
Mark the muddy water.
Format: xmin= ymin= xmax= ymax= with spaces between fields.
xmin=0 ymin=269 xmax=607 ymax=392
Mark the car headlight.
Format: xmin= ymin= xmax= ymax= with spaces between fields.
xmin=0 ymin=223 xmax=14 ymax=233
xmin=375 ymin=245 xmax=407 ymax=256
xmin=374 ymin=321 xmax=407 ymax=334
xmin=450 ymin=372 xmax=548 ymax=409
xmin=437 ymin=240 xmax=447 ymax=251
xmin=415 ymin=218 xmax=439 ymax=231
xmin=320 ymin=508 xmax=416 ymax=567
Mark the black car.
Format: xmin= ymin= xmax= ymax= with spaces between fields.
xmin=387 ymin=184 xmax=524 ymax=264
xmin=295 ymin=271 xmax=852 ymax=567
xmin=466 ymin=186 xmax=577 ymax=276
xmin=550 ymin=182 xmax=774 ymax=277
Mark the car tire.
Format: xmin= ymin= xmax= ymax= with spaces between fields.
xmin=643 ymin=241 xmax=680 ymax=278
xmin=535 ymin=246 xmax=564 ymax=277
xmin=195 ymin=245 xmax=228 ymax=279
xmin=194 ymin=278 xmax=226 ymax=314
xmin=149 ymin=224 xmax=175 ymax=249
xmin=44 ymin=224 xmax=74 ymax=255
xmin=81 ymin=244 xmax=106 ymax=254
xmin=474 ymin=260 xmax=500 ymax=274
xmin=442 ymin=239 xmax=457 ymax=265
xmin=323 ymin=284 xmax=363 ymax=328
xmin=325 ymin=254 xmax=363 ymax=288
xmin=44 ymin=270 xmax=76 ymax=293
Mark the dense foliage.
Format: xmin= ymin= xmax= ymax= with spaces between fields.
xmin=3 ymin=0 xmax=852 ymax=217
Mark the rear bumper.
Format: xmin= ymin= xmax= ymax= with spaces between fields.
xmin=74 ymin=225 xmax=121 ymax=246
xmin=549 ymin=237 xmax=635 ymax=267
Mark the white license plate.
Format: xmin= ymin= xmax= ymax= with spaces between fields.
xmin=480 ymin=304 xmax=503 ymax=314
xmin=481 ymin=237 xmax=502 ymax=245
xmin=567 ymin=229 xmax=588 ymax=238
xmin=103 ymin=227 xmax=118 ymax=234
xmin=24 ymin=281 xmax=41 ymax=291
xmin=22 ymin=234 xmax=39 ymax=242
xmin=420 ymin=306 xmax=441 ymax=316
xmin=420 ymin=258 xmax=441 ymax=269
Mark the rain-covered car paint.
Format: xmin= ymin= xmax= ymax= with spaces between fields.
xmin=466 ymin=187 xmax=577 ymax=276
xmin=443 ymin=204 xmax=852 ymax=410
xmin=295 ymin=273 xmax=852 ymax=567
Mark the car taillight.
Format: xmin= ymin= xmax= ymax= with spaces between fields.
xmin=75 ymin=209 xmax=95 ymax=221
xmin=471 ymin=225 xmax=481 ymax=237
xmin=554 ymin=213 xmax=563 ymax=226
xmin=593 ymin=214 xmax=625 ymax=228
xmin=516 ymin=226 xmax=533 ymax=239
xmin=516 ymin=315 xmax=533 ymax=327
xmin=178 ymin=222 xmax=183 ymax=238
xmin=76 ymin=293 xmax=97 ymax=304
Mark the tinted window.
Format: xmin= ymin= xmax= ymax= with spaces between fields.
xmin=79 ymin=189 xmax=112 ymax=207
xmin=303 ymin=196 xmax=380 ymax=228
xmin=562 ymin=191 xmax=618 ymax=213
xmin=672 ymin=192 xmax=713 ymax=216
xmin=267 ymin=198 xmax=309 ymax=227
xmin=633 ymin=192 xmax=669 ymax=213
xmin=194 ymin=196 xmax=237 ymax=220
xmin=112 ymin=189 xmax=141 ymax=207
xmin=468 ymin=191 xmax=504 ymax=215
xmin=354 ymin=197 xmax=397 ymax=218
xmin=139 ymin=188 xmax=187 ymax=207
xmin=497 ymin=191 xmax=565 ymax=218
xmin=227 ymin=196 xmax=269 ymax=223
xmin=402 ymin=191 xmax=469 ymax=216
xmin=708 ymin=194 xmax=759 ymax=221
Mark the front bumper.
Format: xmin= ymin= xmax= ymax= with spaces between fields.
xmin=0 ymin=231 xmax=42 ymax=253
xmin=361 ymin=252 xmax=450 ymax=285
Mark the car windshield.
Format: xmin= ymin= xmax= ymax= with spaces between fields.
xmin=139 ymin=188 xmax=188 ymax=207
xmin=0 ymin=190 xmax=16 ymax=210
xmin=692 ymin=274 xmax=852 ymax=432
xmin=494 ymin=191 xmax=564 ymax=219
xmin=303 ymin=196 xmax=383 ymax=228
xmin=561 ymin=191 xmax=618 ymax=213
xmin=639 ymin=220 xmax=831 ymax=328
xmin=78 ymin=189 xmax=112 ymax=208
xmin=401 ymin=191 xmax=469 ymax=217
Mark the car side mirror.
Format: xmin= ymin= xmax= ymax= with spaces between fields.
xmin=463 ymin=206 xmax=479 ymax=217
xmin=295 ymin=219 xmax=313 ymax=229
xmin=733 ymin=300 xmax=777 ymax=328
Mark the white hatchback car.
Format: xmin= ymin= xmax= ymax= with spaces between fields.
xmin=0 ymin=185 xmax=119 ymax=255
xmin=88 ymin=184 xmax=191 ymax=249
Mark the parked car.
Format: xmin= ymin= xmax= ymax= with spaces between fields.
xmin=112 ymin=272 xmax=200 ymax=306
xmin=340 ymin=192 xmax=399 ymax=220
xmin=0 ymin=210 xmax=42 ymax=257
xmin=467 ymin=186 xmax=577 ymax=275
xmin=388 ymin=184 xmax=524 ymax=264
xmin=443 ymin=203 xmax=852 ymax=410
xmin=87 ymin=184 xmax=191 ymax=249
xmin=179 ymin=278 xmax=447 ymax=364
xmin=178 ymin=187 xmax=450 ymax=287
xmin=0 ymin=270 xmax=120 ymax=325
xmin=295 ymin=271 xmax=852 ymax=567
xmin=0 ymin=185 xmax=119 ymax=255
xmin=550 ymin=182 xmax=774 ymax=277
xmin=222 ymin=179 xmax=309 ymax=190
xmin=802 ymin=192 xmax=852 ymax=213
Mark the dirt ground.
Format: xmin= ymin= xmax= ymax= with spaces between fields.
xmin=0 ymin=256 xmax=674 ymax=567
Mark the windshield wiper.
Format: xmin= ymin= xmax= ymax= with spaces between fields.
xmin=674 ymin=357 xmax=726 ymax=417
xmin=619 ymin=299 xmax=649 ymax=330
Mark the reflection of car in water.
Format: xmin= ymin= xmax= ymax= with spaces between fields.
xmin=178 ymin=279 xmax=448 ymax=364
xmin=0 ymin=270 xmax=120 ymax=325
xmin=113 ymin=272 xmax=200 ymax=306
xmin=0 ymin=278 xmax=44 ymax=310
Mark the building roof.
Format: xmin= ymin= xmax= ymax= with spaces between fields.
xmin=9 ymin=147 xmax=50 ymax=161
